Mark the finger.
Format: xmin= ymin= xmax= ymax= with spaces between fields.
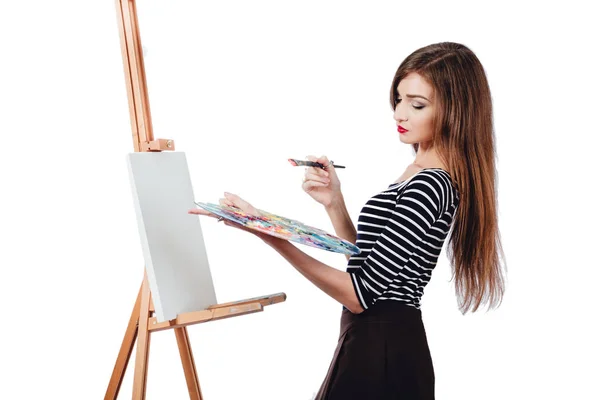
xmin=305 ymin=166 xmax=328 ymax=178
xmin=223 ymin=192 xmax=258 ymax=216
xmin=317 ymin=155 xmax=329 ymax=166
xmin=219 ymin=198 xmax=235 ymax=207
xmin=306 ymin=157 xmax=323 ymax=172
xmin=188 ymin=209 xmax=217 ymax=217
xmin=223 ymin=192 xmax=247 ymax=207
xmin=304 ymin=172 xmax=330 ymax=184
xmin=312 ymin=156 xmax=331 ymax=174
xmin=317 ymin=155 xmax=333 ymax=171
xmin=302 ymin=180 xmax=329 ymax=191
xmin=318 ymin=155 xmax=338 ymax=176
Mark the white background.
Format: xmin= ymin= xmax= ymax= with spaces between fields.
xmin=1 ymin=1 xmax=599 ymax=399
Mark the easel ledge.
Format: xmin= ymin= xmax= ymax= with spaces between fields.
xmin=106 ymin=1 xmax=287 ymax=398
xmin=150 ymin=292 xmax=286 ymax=332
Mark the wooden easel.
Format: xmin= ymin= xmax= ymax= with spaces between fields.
xmin=105 ymin=1 xmax=286 ymax=398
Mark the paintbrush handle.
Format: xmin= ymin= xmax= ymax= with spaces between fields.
xmin=288 ymin=159 xmax=346 ymax=169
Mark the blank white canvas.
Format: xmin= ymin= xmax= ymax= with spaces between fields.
xmin=127 ymin=151 xmax=217 ymax=322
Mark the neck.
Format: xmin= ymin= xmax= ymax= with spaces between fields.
xmin=413 ymin=141 xmax=446 ymax=169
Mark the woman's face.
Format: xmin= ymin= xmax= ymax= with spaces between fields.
xmin=393 ymin=72 xmax=436 ymax=145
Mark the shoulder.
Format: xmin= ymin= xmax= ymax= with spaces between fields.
xmin=398 ymin=169 xmax=457 ymax=213
xmin=406 ymin=168 xmax=453 ymax=189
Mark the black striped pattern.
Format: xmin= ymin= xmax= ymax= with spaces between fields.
xmin=347 ymin=168 xmax=460 ymax=310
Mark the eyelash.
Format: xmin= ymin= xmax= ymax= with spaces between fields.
xmin=395 ymin=99 xmax=424 ymax=110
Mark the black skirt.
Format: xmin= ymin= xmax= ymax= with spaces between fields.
xmin=314 ymin=301 xmax=435 ymax=400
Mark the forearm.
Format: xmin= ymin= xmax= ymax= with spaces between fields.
xmin=263 ymin=238 xmax=363 ymax=314
xmin=325 ymin=195 xmax=357 ymax=261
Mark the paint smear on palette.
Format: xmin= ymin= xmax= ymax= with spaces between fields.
xmin=194 ymin=202 xmax=361 ymax=256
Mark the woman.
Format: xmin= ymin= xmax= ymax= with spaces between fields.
xmin=190 ymin=41 xmax=506 ymax=399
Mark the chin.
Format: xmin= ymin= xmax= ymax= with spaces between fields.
xmin=399 ymin=135 xmax=413 ymax=144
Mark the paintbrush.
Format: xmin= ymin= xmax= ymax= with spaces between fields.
xmin=288 ymin=158 xmax=345 ymax=169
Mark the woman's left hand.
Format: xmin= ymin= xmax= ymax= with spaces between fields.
xmin=188 ymin=192 xmax=275 ymax=242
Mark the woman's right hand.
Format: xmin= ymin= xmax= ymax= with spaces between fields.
xmin=302 ymin=155 xmax=342 ymax=207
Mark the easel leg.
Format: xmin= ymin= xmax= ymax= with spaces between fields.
xmin=132 ymin=276 xmax=152 ymax=399
xmin=175 ymin=327 xmax=203 ymax=399
xmin=105 ymin=283 xmax=143 ymax=400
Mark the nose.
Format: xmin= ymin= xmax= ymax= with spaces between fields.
xmin=393 ymin=103 xmax=407 ymax=123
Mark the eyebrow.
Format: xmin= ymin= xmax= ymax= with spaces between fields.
xmin=397 ymin=94 xmax=431 ymax=102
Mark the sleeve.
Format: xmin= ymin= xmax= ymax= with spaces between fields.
xmin=348 ymin=173 xmax=447 ymax=310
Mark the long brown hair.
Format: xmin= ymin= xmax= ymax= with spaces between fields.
xmin=389 ymin=42 xmax=506 ymax=314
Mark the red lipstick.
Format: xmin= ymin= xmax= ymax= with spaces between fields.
xmin=397 ymin=125 xmax=408 ymax=134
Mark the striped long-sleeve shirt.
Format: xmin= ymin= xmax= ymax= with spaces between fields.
xmin=347 ymin=168 xmax=460 ymax=310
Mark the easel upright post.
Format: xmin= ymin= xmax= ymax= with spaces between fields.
xmin=108 ymin=0 xmax=184 ymax=396
xmin=106 ymin=2 xmax=286 ymax=399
